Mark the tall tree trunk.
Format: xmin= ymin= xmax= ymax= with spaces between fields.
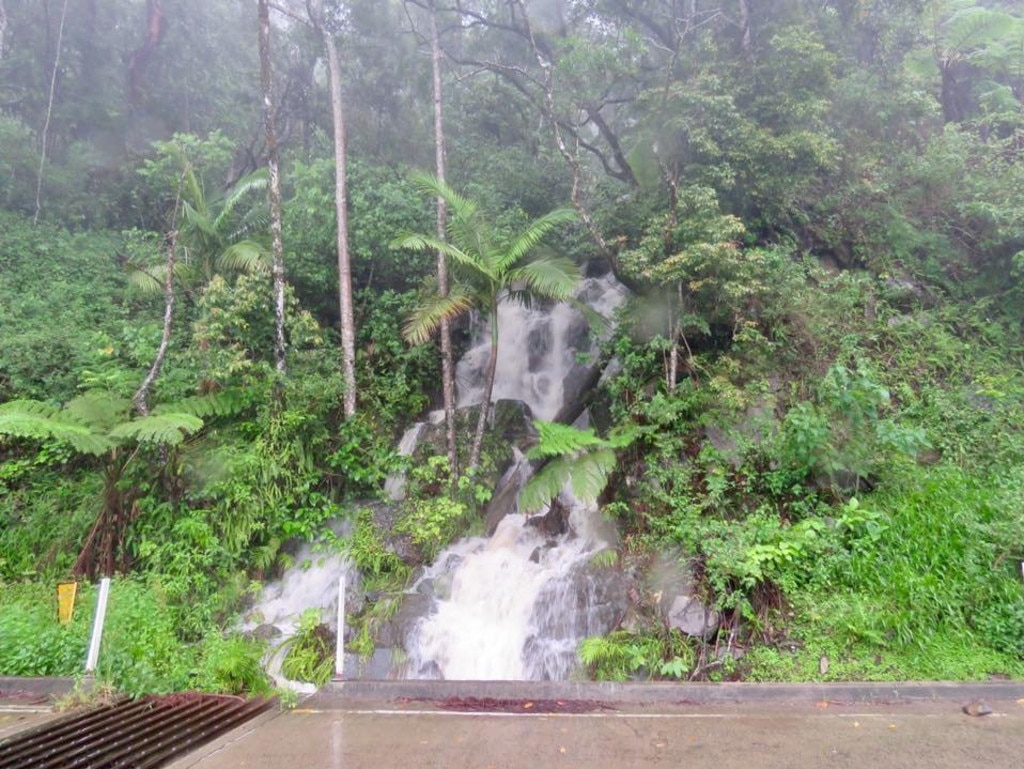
xmin=325 ymin=33 xmax=357 ymax=418
xmin=429 ymin=0 xmax=459 ymax=480
xmin=738 ymin=0 xmax=752 ymax=61
xmin=33 ymin=0 xmax=70 ymax=225
xmin=258 ymin=0 xmax=288 ymax=380
xmin=0 ymin=0 xmax=9 ymax=61
xmin=127 ymin=0 xmax=165 ymax=109
xmin=133 ymin=231 xmax=178 ymax=416
xmin=468 ymin=304 xmax=499 ymax=472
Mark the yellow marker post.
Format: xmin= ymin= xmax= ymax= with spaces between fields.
xmin=57 ymin=581 xmax=78 ymax=624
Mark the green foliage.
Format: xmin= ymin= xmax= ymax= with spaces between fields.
xmin=345 ymin=508 xmax=409 ymax=592
xmin=0 ymin=212 xmax=132 ymax=402
xmin=0 ymin=579 xmax=270 ymax=696
xmin=396 ymin=456 xmax=487 ymax=560
xmin=578 ymin=630 xmax=694 ymax=682
xmin=520 ymin=421 xmax=632 ymax=514
xmin=777 ymin=362 xmax=928 ymax=488
xmin=281 ymin=609 xmax=335 ymax=686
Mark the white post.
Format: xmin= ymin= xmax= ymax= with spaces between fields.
xmin=85 ymin=577 xmax=111 ymax=675
xmin=335 ymin=574 xmax=346 ymax=679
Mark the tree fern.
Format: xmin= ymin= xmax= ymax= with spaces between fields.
xmin=64 ymin=392 xmax=131 ymax=431
xmin=152 ymin=389 xmax=249 ymax=419
xmin=0 ymin=400 xmax=113 ymax=455
xmin=108 ymin=413 xmax=204 ymax=446
xmin=520 ymin=421 xmax=633 ymax=513
xmin=527 ymin=421 xmax=608 ymax=460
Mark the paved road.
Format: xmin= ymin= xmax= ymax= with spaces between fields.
xmin=168 ymin=696 xmax=1024 ymax=769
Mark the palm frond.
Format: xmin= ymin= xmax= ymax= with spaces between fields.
xmin=394 ymin=232 xmax=490 ymax=280
xmin=498 ymin=208 xmax=577 ymax=273
xmin=215 ymin=169 xmax=269 ymax=233
xmin=125 ymin=262 xmax=165 ymax=295
xmin=411 ymin=171 xmax=479 ymax=222
xmin=218 ymin=239 xmax=270 ymax=273
xmin=181 ymin=200 xmax=217 ymax=241
xmin=402 ymin=284 xmax=476 ymax=345
xmin=506 ymin=256 xmax=580 ymax=302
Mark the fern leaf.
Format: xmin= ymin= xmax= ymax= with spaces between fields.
xmin=568 ymin=448 xmax=617 ymax=503
xmin=152 ymin=390 xmax=249 ymax=419
xmin=64 ymin=392 xmax=131 ymax=431
xmin=0 ymin=399 xmax=60 ymax=419
xmin=526 ymin=421 xmax=608 ymax=460
xmin=0 ymin=404 xmax=112 ymax=455
xmin=108 ymin=413 xmax=204 ymax=446
xmin=519 ymin=459 xmax=572 ymax=513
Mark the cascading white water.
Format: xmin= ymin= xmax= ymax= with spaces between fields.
xmin=241 ymin=539 xmax=353 ymax=692
xmin=456 ymin=272 xmax=627 ymax=419
xmin=383 ymin=422 xmax=427 ymax=501
xmin=403 ymin=271 xmax=629 ymax=680
xmin=244 ymin=270 xmax=629 ymax=683
xmin=405 ymin=503 xmax=613 ymax=680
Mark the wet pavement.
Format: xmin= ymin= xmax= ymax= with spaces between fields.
xmin=5 ymin=679 xmax=1024 ymax=768
xmin=165 ymin=692 xmax=1024 ymax=769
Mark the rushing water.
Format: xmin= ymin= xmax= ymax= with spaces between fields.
xmin=401 ymin=271 xmax=628 ymax=680
xmin=242 ymin=537 xmax=353 ymax=691
xmin=247 ymin=269 xmax=628 ymax=683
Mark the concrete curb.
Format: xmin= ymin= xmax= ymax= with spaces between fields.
xmin=0 ymin=676 xmax=77 ymax=703
xmin=311 ymin=679 xmax=1024 ymax=707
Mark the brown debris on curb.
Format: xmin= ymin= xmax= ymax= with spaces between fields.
xmin=399 ymin=696 xmax=617 ymax=713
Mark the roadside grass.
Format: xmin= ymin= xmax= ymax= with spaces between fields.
xmin=0 ymin=578 xmax=271 ymax=697
xmin=747 ymin=465 xmax=1024 ymax=682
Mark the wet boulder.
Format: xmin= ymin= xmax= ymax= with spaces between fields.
xmin=665 ymin=595 xmax=720 ymax=639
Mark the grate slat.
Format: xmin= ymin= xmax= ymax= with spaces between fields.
xmin=0 ymin=693 xmax=276 ymax=769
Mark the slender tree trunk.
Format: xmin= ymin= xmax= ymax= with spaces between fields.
xmin=468 ymin=304 xmax=499 ymax=472
xmin=258 ymin=0 xmax=288 ymax=379
xmin=127 ymin=0 xmax=165 ymax=109
xmin=33 ymin=0 xmax=70 ymax=225
xmin=0 ymin=0 xmax=9 ymax=61
xmin=738 ymin=0 xmax=752 ymax=61
xmin=667 ymin=286 xmax=678 ymax=394
xmin=429 ymin=0 xmax=459 ymax=479
xmin=134 ymin=231 xmax=178 ymax=416
xmin=325 ymin=33 xmax=357 ymax=418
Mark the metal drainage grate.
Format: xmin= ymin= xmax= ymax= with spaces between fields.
xmin=0 ymin=692 xmax=275 ymax=769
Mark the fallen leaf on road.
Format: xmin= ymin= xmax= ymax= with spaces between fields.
xmin=963 ymin=700 xmax=993 ymax=717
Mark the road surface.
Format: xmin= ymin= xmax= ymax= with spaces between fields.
xmin=166 ymin=695 xmax=1024 ymax=769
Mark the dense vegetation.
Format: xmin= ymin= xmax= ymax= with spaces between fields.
xmin=2 ymin=0 xmax=1024 ymax=693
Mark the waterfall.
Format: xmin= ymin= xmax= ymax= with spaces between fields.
xmin=244 ymin=269 xmax=629 ymax=683
xmin=455 ymin=272 xmax=627 ymax=419
xmin=383 ymin=422 xmax=427 ymax=501
xmin=402 ymin=271 xmax=629 ymax=680
xmin=241 ymin=537 xmax=353 ymax=692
